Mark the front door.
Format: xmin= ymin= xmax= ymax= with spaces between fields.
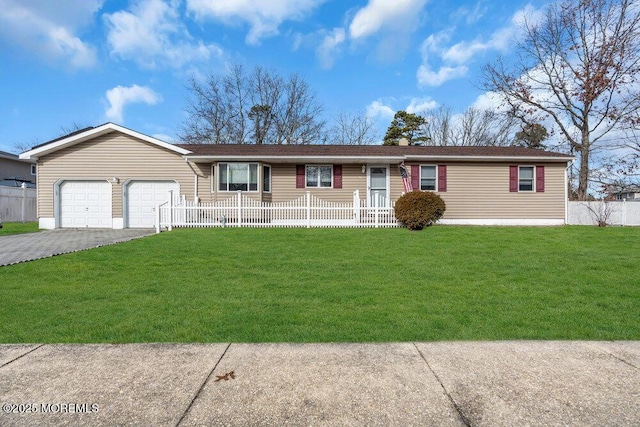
xmin=368 ymin=165 xmax=389 ymax=207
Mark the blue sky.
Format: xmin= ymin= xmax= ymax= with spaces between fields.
xmin=0 ymin=0 xmax=547 ymax=153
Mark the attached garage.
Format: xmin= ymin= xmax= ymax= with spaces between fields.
xmin=125 ymin=180 xmax=179 ymax=228
xmin=59 ymin=180 xmax=112 ymax=228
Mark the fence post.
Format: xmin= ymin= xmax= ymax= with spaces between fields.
xmin=155 ymin=203 xmax=161 ymax=234
xmin=353 ymin=190 xmax=360 ymax=225
xmin=21 ymin=182 xmax=27 ymax=223
xmin=237 ymin=190 xmax=242 ymax=227
xmin=374 ymin=191 xmax=379 ymax=228
xmin=306 ymin=191 xmax=311 ymax=228
xmin=168 ymin=190 xmax=173 ymax=231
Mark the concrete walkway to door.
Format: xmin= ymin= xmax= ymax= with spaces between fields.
xmin=0 ymin=229 xmax=154 ymax=267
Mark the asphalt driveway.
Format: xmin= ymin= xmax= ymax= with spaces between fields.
xmin=0 ymin=229 xmax=155 ymax=266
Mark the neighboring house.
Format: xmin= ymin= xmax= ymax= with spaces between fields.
xmin=0 ymin=150 xmax=35 ymax=187
xmin=20 ymin=122 xmax=574 ymax=229
xmin=607 ymin=186 xmax=640 ymax=201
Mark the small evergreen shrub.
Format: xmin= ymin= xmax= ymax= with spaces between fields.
xmin=394 ymin=191 xmax=446 ymax=230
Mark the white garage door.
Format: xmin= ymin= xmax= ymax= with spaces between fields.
xmin=60 ymin=181 xmax=112 ymax=228
xmin=126 ymin=181 xmax=179 ymax=228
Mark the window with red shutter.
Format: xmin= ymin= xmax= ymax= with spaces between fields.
xmin=438 ymin=165 xmax=447 ymax=192
xmin=509 ymin=165 xmax=518 ymax=192
xmin=536 ymin=165 xmax=545 ymax=192
xmin=296 ymin=165 xmax=305 ymax=188
xmin=333 ymin=165 xmax=342 ymax=189
xmin=411 ymin=165 xmax=420 ymax=190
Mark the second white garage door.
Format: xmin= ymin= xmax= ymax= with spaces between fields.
xmin=126 ymin=181 xmax=179 ymax=228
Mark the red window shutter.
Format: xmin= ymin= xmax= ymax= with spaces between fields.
xmin=438 ymin=165 xmax=447 ymax=192
xmin=333 ymin=165 xmax=342 ymax=189
xmin=411 ymin=165 xmax=420 ymax=190
xmin=536 ymin=165 xmax=545 ymax=192
xmin=509 ymin=165 xmax=518 ymax=192
xmin=296 ymin=165 xmax=305 ymax=188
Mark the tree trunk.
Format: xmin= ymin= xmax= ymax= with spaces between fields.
xmin=577 ymin=132 xmax=591 ymax=200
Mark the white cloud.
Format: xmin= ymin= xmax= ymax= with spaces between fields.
xmin=406 ymin=97 xmax=438 ymax=114
xmin=316 ymin=28 xmax=346 ymax=69
xmin=0 ymin=0 xmax=100 ymax=68
xmin=366 ymin=100 xmax=396 ymax=121
xmin=416 ymin=5 xmax=542 ymax=87
xmin=105 ymin=0 xmax=222 ymax=69
xmin=105 ymin=85 xmax=162 ymax=123
xmin=347 ymin=0 xmax=428 ymax=61
xmin=417 ymin=64 xmax=468 ymax=87
xmin=471 ymin=91 xmax=504 ymax=111
xmin=349 ymin=0 xmax=428 ymax=40
xmin=186 ymin=0 xmax=326 ymax=45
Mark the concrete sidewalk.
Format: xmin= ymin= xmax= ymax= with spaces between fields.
xmin=0 ymin=229 xmax=155 ymax=266
xmin=1 ymin=342 xmax=638 ymax=426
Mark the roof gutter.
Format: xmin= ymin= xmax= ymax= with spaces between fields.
xmin=183 ymin=155 xmax=407 ymax=163
xmin=403 ymin=154 xmax=575 ymax=163
xmin=184 ymin=154 xmax=575 ymax=163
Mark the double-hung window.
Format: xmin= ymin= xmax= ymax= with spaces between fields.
xmin=518 ymin=166 xmax=534 ymax=192
xmin=420 ymin=165 xmax=437 ymax=191
xmin=306 ymin=165 xmax=332 ymax=188
xmin=218 ymin=163 xmax=259 ymax=192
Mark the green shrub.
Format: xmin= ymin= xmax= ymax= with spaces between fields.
xmin=394 ymin=191 xmax=446 ymax=230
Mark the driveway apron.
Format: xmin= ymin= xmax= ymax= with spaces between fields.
xmin=0 ymin=229 xmax=155 ymax=266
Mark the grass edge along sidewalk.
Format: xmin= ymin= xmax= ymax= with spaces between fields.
xmin=1 ymin=226 xmax=638 ymax=343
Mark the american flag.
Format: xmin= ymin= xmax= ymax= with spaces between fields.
xmin=399 ymin=162 xmax=413 ymax=193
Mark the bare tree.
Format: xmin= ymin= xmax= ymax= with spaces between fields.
xmin=13 ymin=121 xmax=90 ymax=152
xmin=482 ymin=0 xmax=640 ymax=200
xmin=422 ymin=106 xmax=518 ymax=146
xmin=421 ymin=106 xmax=455 ymax=146
xmin=179 ymin=65 xmax=325 ymax=144
xmin=274 ymin=74 xmax=325 ymax=145
xmin=327 ymin=111 xmax=378 ymax=145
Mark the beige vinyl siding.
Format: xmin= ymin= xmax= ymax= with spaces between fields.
xmin=391 ymin=162 xmax=567 ymax=219
xmin=37 ymin=132 xmax=194 ymax=218
xmin=270 ymin=164 xmax=366 ymax=203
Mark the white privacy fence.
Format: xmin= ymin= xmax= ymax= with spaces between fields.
xmin=567 ymin=201 xmax=640 ymax=226
xmin=0 ymin=184 xmax=36 ymax=223
xmin=156 ymin=190 xmax=397 ymax=232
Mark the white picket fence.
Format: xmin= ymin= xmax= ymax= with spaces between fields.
xmin=567 ymin=201 xmax=640 ymax=226
xmin=156 ymin=190 xmax=397 ymax=232
xmin=0 ymin=184 xmax=37 ymax=223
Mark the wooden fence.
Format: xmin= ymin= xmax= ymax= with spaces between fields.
xmin=0 ymin=184 xmax=37 ymax=223
xmin=156 ymin=190 xmax=397 ymax=232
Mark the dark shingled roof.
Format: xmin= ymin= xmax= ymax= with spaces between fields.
xmin=178 ymin=144 xmax=573 ymax=159
xmin=30 ymin=126 xmax=96 ymax=149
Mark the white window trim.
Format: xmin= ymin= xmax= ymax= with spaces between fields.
xmin=518 ymin=165 xmax=535 ymax=192
xmin=305 ymin=164 xmax=333 ymax=188
xmin=420 ymin=164 xmax=438 ymax=192
xmin=30 ymin=164 xmax=36 ymax=175
xmin=211 ymin=164 xmax=215 ymax=193
xmin=263 ymin=164 xmax=272 ymax=193
xmin=217 ymin=162 xmax=260 ymax=192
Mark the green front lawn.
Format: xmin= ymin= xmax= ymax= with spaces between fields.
xmin=1 ymin=226 xmax=638 ymax=343
xmin=0 ymin=221 xmax=39 ymax=236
